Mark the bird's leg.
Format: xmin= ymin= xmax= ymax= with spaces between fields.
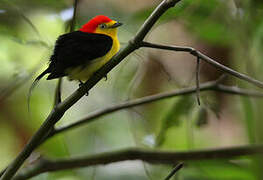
xmin=78 ymin=80 xmax=89 ymax=96
xmin=104 ymin=74 xmax=108 ymax=81
xmin=78 ymin=80 xmax=84 ymax=87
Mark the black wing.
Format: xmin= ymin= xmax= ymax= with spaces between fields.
xmin=47 ymin=31 xmax=113 ymax=80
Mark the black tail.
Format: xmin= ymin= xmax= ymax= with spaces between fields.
xmin=27 ymin=68 xmax=50 ymax=115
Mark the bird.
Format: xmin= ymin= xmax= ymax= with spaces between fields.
xmin=27 ymin=15 xmax=122 ymax=111
xmin=32 ymin=15 xmax=122 ymax=86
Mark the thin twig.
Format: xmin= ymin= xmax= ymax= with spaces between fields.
xmin=140 ymin=42 xmax=263 ymax=89
xmin=0 ymin=1 xmax=183 ymax=179
xmin=196 ymin=56 xmax=200 ymax=105
xmin=54 ymin=0 xmax=79 ymax=106
xmin=164 ymin=163 xmax=184 ymax=180
xmin=70 ymin=0 xmax=78 ymax=33
xmin=13 ymin=145 xmax=263 ymax=180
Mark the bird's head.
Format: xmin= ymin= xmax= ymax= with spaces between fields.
xmin=80 ymin=15 xmax=122 ymax=37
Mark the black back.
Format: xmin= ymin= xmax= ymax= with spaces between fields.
xmin=47 ymin=31 xmax=113 ymax=79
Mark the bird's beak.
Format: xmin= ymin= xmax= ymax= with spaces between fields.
xmin=109 ymin=22 xmax=123 ymax=28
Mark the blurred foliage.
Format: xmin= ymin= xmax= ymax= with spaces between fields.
xmin=156 ymin=96 xmax=194 ymax=147
xmin=0 ymin=0 xmax=263 ymax=179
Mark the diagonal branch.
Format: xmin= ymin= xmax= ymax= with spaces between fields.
xmin=0 ymin=0 xmax=183 ymax=179
xmin=13 ymin=145 xmax=263 ymax=180
xmin=140 ymin=41 xmax=263 ymax=89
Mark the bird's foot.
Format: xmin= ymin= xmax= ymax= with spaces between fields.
xmin=78 ymin=80 xmax=89 ymax=96
xmin=104 ymin=74 xmax=108 ymax=81
xmin=78 ymin=81 xmax=83 ymax=87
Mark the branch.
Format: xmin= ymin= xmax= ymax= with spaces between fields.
xmin=0 ymin=0 xmax=183 ymax=179
xmin=47 ymin=79 xmax=263 ymax=138
xmin=140 ymin=42 xmax=263 ymax=89
xmin=13 ymin=145 xmax=263 ymax=180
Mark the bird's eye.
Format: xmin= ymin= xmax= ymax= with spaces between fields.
xmin=99 ymin=23 xmax=107 ymax=29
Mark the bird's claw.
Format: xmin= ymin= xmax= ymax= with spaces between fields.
xmin=78 ymin=81 xmax=84 ymax=87
xmin=104 ymin=74 xmax=108 ymax=81
xmin=78 ymin=81 xmax=89 ymax=96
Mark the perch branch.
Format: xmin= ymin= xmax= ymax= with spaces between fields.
xmin=13 ymin=145 xmax=263 ymax=180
